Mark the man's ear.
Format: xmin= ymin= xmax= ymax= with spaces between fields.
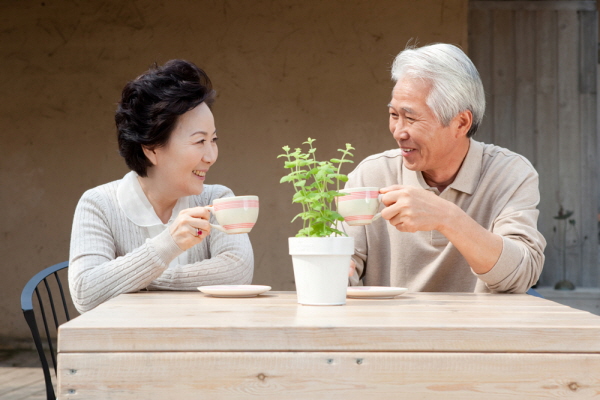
xmin=453 ymin=110 xmax=473 ymax=139
xmin=142 ymin=146 xmax=158 ymax=166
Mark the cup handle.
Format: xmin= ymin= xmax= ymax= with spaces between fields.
xmin=372 ymin=193 xmax=384 ymax=222
xmin=206 ymin=206 xmax=228 ymax=233
xmin=209 ymin=223 xmax=227 ymax=233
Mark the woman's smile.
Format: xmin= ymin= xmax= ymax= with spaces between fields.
xmin=193 ymin=170 xmax=207 ymax=179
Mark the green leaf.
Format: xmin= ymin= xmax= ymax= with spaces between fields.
xmin=330 ymin=173 xmax=349 ymax=182
xmin=292 ymin=192 xmax=306 ymax=203
xmin=329 ymin=211 xmax=345 ymax=220
xmin=304 ymin=211 xmax=321 ymax=219
xmin=296 ymin=228 xmax=312 ymax=237
xmin=287 ymin=170 xmax=308 ymax=176
xmin=328 ymin=228 xmax=347 ymax=237
xmin=293 ymin=180 xmax=306 ymax=187
xmin=279 ymin=175 xmax=295 ymax=183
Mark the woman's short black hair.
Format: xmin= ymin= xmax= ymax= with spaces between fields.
xmin=115 ymin=60 xmax=216 ymax=177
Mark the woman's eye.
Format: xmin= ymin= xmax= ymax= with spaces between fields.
xmin=196 ymin=139 xmax=205 ymax=145
xmin=212 ymin=137 xmax=219 ymax=143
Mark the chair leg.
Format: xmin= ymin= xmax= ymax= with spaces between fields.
xmin=23 ymin=310 xmax=56 ymax=400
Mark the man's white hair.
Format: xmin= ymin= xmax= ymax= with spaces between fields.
xmin=391 ymin=43 xmax=485 ymax=137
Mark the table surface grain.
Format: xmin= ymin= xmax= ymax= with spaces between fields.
xmin=58 ymin=291 xmax=600 ymax=354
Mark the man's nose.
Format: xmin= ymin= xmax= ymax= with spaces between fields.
xmin=392 ymin=120 xmax=409 ymax=140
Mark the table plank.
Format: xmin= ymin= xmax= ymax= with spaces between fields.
xmin=58 ymin=352 xmax=600 ymax=399
xmin=59 ymin=292 xmax=600 ymax=353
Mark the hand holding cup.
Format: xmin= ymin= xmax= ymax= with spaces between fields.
xmin=169 ymin=206 xmax=212 ymax=251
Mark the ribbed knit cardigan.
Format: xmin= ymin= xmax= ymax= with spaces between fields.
xmin=69 ymin=181 xmax=254 ymax=313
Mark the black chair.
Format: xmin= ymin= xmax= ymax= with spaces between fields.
xmin=21 ymin=261 xmax=71 ymax=400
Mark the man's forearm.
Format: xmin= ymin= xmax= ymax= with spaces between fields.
xmin=438 ymin=203 xmax=503 ymax=274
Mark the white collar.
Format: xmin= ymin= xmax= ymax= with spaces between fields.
xmin=117 ymin=171 xmax=190 ymax=227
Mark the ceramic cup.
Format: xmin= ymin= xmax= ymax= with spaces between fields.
xmin=336 ymin=187 xmax=382 ymax=226
xmin=208 ymin=195 xmax=259 ymax=234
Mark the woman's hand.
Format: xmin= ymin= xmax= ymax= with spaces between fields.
xmin=349 ymin=259 xmax=356 ymax=277
xmin=169 ymin=206 xmax=212 ymax=251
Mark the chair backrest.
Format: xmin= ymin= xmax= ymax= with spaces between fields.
xmin=21 ymin=261 xmax=70 ymax=400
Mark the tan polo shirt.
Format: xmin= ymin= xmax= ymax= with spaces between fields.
xmin=344 ymin=139 xmax=546 ymax=293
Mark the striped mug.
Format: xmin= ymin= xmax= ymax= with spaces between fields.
xmin=337 ymin=187 xmax=382 ymax=226
xmin=208 ymin=196 xmax=259 ymax=234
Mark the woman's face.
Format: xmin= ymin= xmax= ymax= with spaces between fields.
xmin=146 ymin=102 xmax=218 ymax=199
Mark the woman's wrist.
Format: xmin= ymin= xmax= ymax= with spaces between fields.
xmin=151 ymin=229 xmax=185 ymax=264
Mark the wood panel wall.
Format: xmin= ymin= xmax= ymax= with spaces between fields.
xmin=469 ymin=0 xmax=599 ymax=287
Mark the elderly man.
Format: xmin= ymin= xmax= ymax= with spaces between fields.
xmin=346 ymin=43 xmax=546 ymax=293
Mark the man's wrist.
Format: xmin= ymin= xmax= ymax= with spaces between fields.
xmin=436 ymin=201 xmax=463 ymax=236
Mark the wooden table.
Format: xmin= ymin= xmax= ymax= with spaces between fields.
xmin=57 ymin=291 xmax=600 ymax=399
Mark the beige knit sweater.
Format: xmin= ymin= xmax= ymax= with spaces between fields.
xmin=69 ymin=180 xmax=254 ymax=313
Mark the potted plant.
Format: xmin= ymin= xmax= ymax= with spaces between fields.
xmin=278 ymin=138 xmax=355 ymax=305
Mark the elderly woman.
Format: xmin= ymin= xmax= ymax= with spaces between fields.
xmin=69 ymin=60 xmax=253 ymax=313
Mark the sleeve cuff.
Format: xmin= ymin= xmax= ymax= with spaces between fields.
xmin=476 ymin=236 xmax=523 ymax=285
xmin=147 ymin=228 xmax=184 ymax=266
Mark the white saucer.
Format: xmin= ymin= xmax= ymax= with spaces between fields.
xmin=197 ymin=285 xmax=271 ymax=298
xmin=347 ymin=286 xmax=408 ymax=299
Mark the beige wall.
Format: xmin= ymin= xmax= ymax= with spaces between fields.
xmin=0 ymin=0 xmax=467 ymax=340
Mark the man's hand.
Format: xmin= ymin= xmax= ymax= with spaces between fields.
xmin=379 ymin=185 xmax=451 ymax=233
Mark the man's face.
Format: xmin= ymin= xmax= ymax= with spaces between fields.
xmin=388 ymin=77 xmax=459 ymax=178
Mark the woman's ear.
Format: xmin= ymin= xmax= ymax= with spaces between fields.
xmin=142 ymin=146 xmax=158 ymax=166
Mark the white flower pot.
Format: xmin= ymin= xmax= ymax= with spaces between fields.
xmin=288 ymin=236 xmax=354 ymax=306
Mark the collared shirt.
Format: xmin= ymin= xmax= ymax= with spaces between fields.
xmin=344 ymin=139 xmax=546 ymax=293
xmin=117 ymin=171 xmax=190 ymax=269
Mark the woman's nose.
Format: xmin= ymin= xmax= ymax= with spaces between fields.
xmin=202 ymin=144 xmax=217 ymax=164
